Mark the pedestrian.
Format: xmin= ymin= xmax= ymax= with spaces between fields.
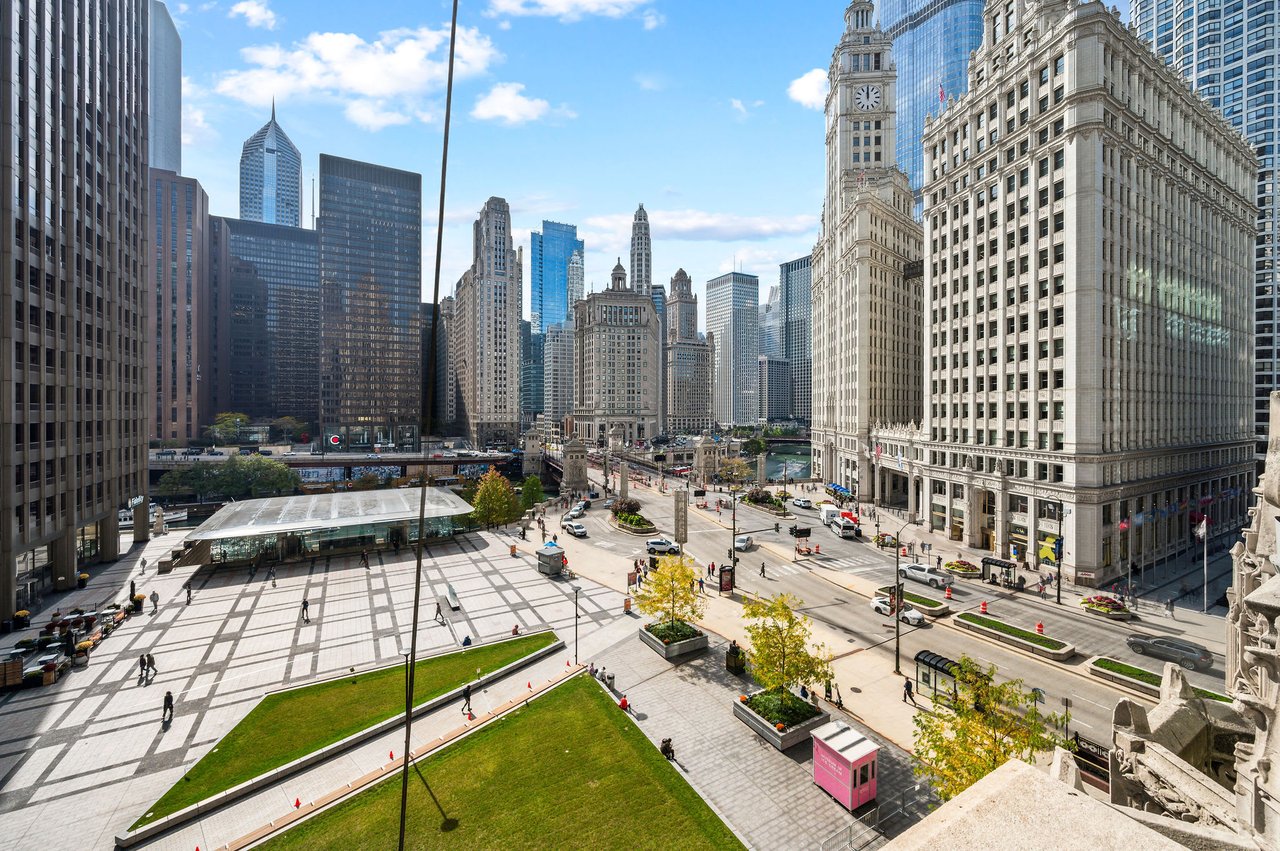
xmin=146 ymin=653 xmax=157 ymax=675
xmin=301 ymin=597 xmax=310 ymax=623
xmin=903 ymin=676 xmax=917 ymax=706
xmin=130 ymin=579 xmax=136 ymax=599
xmin=150 ymin=589 xmax=160 ymax=613
xmin=698 ymin=577 xmax=705 ymax=594
xmin=434 ymin=601 xmax=443 ymax=623
xmin=162 ymin=690 xmax=174 ymax=723
xmin=824 ymin=680 xmax=833 ymax=701
xmin=141 ymin=558 xmax=148 ymax=575
xmin=360 ymin=549 xmax=370 ymax=569
xmin=935 ymin=555 xmax=942 ymax=570
xmin=137 ymin=654 xmax=146 ymax=678
xmin=759 ymin=561 xmax=766 ymax=578
xmin=185 ymin=582 xmax=192 ymax=605
xmin=618 ymin=694 xmax=630 ymax=713
xmin=462 ymin=683 xmax=472 ymax=713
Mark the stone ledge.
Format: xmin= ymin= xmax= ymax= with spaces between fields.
xmin=733 ymin=696 xmax=830 ymax=751
xmin=953 ymin=614 xmax=1076 ymax=662
xmin=638 ymin=626 xmax=709 ymax=659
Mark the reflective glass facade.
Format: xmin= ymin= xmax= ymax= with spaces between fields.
xmin=530 ymin=221 xmax=583 ymax=332
xmin=879 ymin=0 xmax=985 ymax=212
xmin=318 ymin=155 xmax=423 ymax=451
xmin=780 ymin=255 xmax=813 ymax=423
xmin=239 ymin=106 xmax=303 ymax=228
xmin=1133 ymin=0 xmax=1279 ymax=455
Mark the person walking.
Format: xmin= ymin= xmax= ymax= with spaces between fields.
xmin=185 ymin=582 xmax=192 ymax=605
xmin=698 ymin=577 xmax=705 ymax=594
xmin=149 ymin=589 xmax=160 ymax=613
xmin=146 ymin=653 xmax=157 ymax=675
xmin=759 ymin=561 xmax=766 ymax=578
xmin=162 ymin=690 xmax=174 ymax=723
xmin=130 ymin=579 xmax=136 ymax=600
xmin=137 ymin=654 xmax=147 ymax=679
xmin=300 ymin=597 xmax=310 ymax=624
xmin=360 ymin=550 xmax=370 ymax=570
xmin=268 ymin=565 xmax=277 ymax=587
xmin=903 ymin=676 xmax=917 ymax=706
xmin=462 ymin=683 xmax=472 ymax=713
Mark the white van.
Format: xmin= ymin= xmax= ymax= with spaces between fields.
xmin=819 ymin=505 xmax=842 ymax=526
xmin=830 ymin=517 xmax=860 ymax=538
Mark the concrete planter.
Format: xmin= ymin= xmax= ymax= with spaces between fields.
xmin=637 ymin=625 xmax=708 ymax=659
xmin=875 ymin=587 xmax=951 ymax=617
xmin=953 ymin=613 xmax=1076 ymax=661
xmin=1080 ymin=604 xmax=1133 ymax=621
xmin=733 ymin=696 xmax=830 ymax=751
xmin=1086 ymin=656 xmax=1160 ymax=697
xmin=607 ymin=516 xmax=656 ymax=536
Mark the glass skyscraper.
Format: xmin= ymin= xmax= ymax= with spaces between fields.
xmin=239 ymin=103 xmax=303 ymax=228
xmin=878 ymin=0 xmax=985 ymax=211
xmin=530 ymin=221 xmax=584 ymax=332
xmin=780 ymin=255 xmax=813 ymax=423
xmin=1133 ymin=0 xmax=1278 ymax=455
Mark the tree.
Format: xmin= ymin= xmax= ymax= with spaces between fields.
xmin=271 ymin=416 xmax=307 ymax=442
xmin=520 ymin=475 xmax=545 ymax=509
xmin=205 ymin=412 xmax=251 ymax=444
xmin=213 ymin=455 xmax=301 ymax=499
xmin=742 ymin=593 xmax=832 ymax=696
xmin=610 ymin=496 xmax=641 ymax=516
xmin=912 ymin=655 xmax=1072 ymax=802
xmin=634 ymin=555 xmax=704 ymax=630
xmin=742 ymin=437 xmax=767 ymax=457
xmin=718 ymin=457 xmax=754 ymax=485
xmin=470 ymin=466 xmax=522 ymax=528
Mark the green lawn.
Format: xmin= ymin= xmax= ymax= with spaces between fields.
xmin=133 ymin=632 xmax=556 ymax=828
xmin=262 ymin=674 xmax=743 ymax=850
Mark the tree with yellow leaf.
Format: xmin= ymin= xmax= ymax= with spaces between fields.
xmin=635 ymin=555 xmax=705 ymax=644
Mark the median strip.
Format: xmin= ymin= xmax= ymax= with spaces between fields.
xmin=954 ymin=611 xmax=1075 ymax=661
xmin=1088 ymin=656 xmax=1230 ymax=702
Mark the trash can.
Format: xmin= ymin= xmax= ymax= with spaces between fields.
xmin=605 ymin=672 xmax=616 ymax=690
xmin=0 ymin=620 xmax=11 ymax=635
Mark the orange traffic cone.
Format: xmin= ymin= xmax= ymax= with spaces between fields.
xmin=945 ymin=586 xmax=952 ymax=600
xmin=1036 ymin=622 xmax=1044 ymax=635
xmin=294 ymin=797 xmax=301 ymax=808
xmin=980 ymin=600 xmax=988 ymax=614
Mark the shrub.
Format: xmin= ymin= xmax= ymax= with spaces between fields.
xmin=876 ymin=586 xmax=943 ymax=609
xmin=15 ymin=638 xmax=35 ymax=650
xmin=610 ymin=497 xmax=641 ymax=516
xmin=744 ymin=690 xmax=822 ymax=728
xmin=1091 ymin=657 xmax=1230 ymax=702
xmin=944 ymin=560 xmax=979 ymax=573
xmin=615 ymin=512 xmax=652 ymax=528
xmin=14 ymin=610 xmax=30 ymax=618
xmin=646 ymin=620 xmax=701 ymax=644
xmin=957 ymin=612 xmax=1067 ymax=650
xmin=743 ymin=487 xmax=771 ymax=505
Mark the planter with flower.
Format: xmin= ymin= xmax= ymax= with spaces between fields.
xmin=13 ymin=610 xmax=30 ymax=629
xmin=732 ymin=593 xmax=832 ymax=751
xmin=635 ymin=555 xmax=709 ymax=659
xmin=1079 ymin=595 xmax=1132 ymax=620
xmin=131 ymin=594 xmax=145 ymax=614
xmin=944 ymin=559 xmax=982 ymax=578
xmin=72 ymin=640 xmax=93 ymax=667
xmin=872 ymin=533 xmax=898 ymax=549
xmin=77 ymin=572 xmax=89 ymax=589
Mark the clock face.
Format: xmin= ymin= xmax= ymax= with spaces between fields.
xmin=854 ymin=84 xmax=881 ymax=111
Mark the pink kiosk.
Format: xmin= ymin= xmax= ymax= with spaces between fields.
xmin=811 ymin=720 xmax=879 ymax=811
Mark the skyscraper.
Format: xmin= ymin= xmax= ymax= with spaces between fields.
xmin=453 ymin=198 xmax=523 ymax=448
xmin=574 ymin=262 xmax=661 ymax=445
xmin=665 ymin=270 xmax=713 ymax=434
xmin=543 ymin=320 xmax=575 ymax=438
xmin=530 ymin=221 xmax=583 ymax=333
xmin=810 ymin=1 xmax=923 ymax=495
xmin=152 ymin=171 xmax=211 ymax=443
xmin=630 ymin=204 xmax=652 ymax=295
xmin=149 ymin=0 xmax=182 ymax=173
xmin=317 ymin=155 xmax=422 ymax=451
xmin=1132 ymin=0 xmax=1279 ymax=458
xmin=208 ymin=219 xmax=271 ymax=420
xmin=520 ymin=321 xmax=545 ymax=432
xmin=758 ymin=285 xmax=783 ymax=359
xmin=2 ymin=0 xmax=150 ymax=619
xmin=780 ymin=256 xmax=813 ymax=423
xmin=567 ymin=250 xmax=585 ymax=308
xmin=706 ymin=272 xmax=760 ymax=426
xmin=878 ymin=0 xmax=984 ymax=210
xmin=239 ymin=104 xmax=303 ymax=228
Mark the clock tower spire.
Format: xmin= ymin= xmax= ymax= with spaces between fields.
xmin=828 ymin=0 xmax=898 ymax=183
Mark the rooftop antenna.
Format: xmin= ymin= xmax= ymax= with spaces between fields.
xmin=311 ymin=176 xmax=316 ymax=229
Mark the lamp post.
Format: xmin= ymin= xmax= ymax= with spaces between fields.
xmin=571 ymin=585 xmax=581 ymax=664
xmin=893 ymin=519 xmax=918 ymax=675
xmin=396 ymin=645 xmax=412 ymax=851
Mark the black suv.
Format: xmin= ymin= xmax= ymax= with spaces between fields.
xmin=1125 ymin=634 xmax=1214 ymax=671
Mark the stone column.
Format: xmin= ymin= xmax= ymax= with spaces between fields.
xmin=134 ymin=504 xmax=150 ymax=543
xmin=856 ymin=447 xmax=873 ymax=504
xmin=0 ymin=509 xmax=16 ymax=619
xmin=994 ymin=480 xmax=1009 ymax=559
xmin=619 ymin=462 xmax=629 ymax=500
xmin=964 ymin=485 xmax=982 ymax=547
xmin=51 ymin=528 xmax=77 ymax=591
xmin=99 ymin=512 xmax=121 ymax=562
xmin=756 ymin=454 xmax=766 ymax=485
xmin=908 ymin=472 xmax=919 ymax=522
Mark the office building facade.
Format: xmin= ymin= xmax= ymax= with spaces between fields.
xmin=530 ymin=221 xmax=583 ymax=333
xmin=152 ymin=172 xmax=210 ymax=444
xmin=317 ymin=155 xmax=422 ymax=451
xmin=706 ymin=272 xmax=760 ymax=426
xmin=239 ymin=105 xmax=303 ymax=228
xmin=148 ymin=0 xmax=182 ymax=173
xmin=453 ymin=197 xmax=523 ymax=448
xmin=1132 ymin=0 xmax=1280 ymax=458
xmin=543 ymin=320 xmax=575 ymax=436
xmin=665 ymin=269 xmax=713 ymax=434
xmin=1 ymin=0 xmax=151 ymax=619
xmin=759 ymin=356 xmax=792 ymax=422
xmin=520 ymin=320 xmax=545 ymax=433
xmin=630 ymin=204 xmax=652 ymax=295
xmin=574 ymin=262 xmax=661 ymax=445
xmin=780 ymin=255 xmax=813 ymax=423
xmin=759 ymin=285 xmax=783 ymax=359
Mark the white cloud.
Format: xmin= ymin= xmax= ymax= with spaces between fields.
xmin=641 ymin=9 xmax=665 ymax=29
xmin=228 ymin=0 xmax=276 ymax=29
xmin=487 ymin=0 xmax=651 ymax=21
xmin=730 ymin=98 xmax=764 ymax=119
xmin=216 ymin=26 xmax=500 ymax=130
xmin=180 ymin=76 xmax=216 ymax=146
xmin=471 ymin=82 xmax=575 ymax=125
xmin=788 ymin=68 xmax=828 ymax=110
xmin=634 ymin=73 xmax=664 ymax=91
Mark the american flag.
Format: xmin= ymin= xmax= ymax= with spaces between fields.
xmin=938 ymin=82 xmax=945 ymax=105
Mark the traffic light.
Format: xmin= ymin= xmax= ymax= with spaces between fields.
xmin=1053 ymin=536 xmax=1064 ymax=562
xmin=789 ymin=525 xmax=798 ymax=537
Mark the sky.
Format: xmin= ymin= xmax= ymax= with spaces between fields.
xmin=173 ymin=0 xmax=849 ymax=322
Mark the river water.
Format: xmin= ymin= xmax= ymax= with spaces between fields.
xmin=764 ymin=444 xmax=812 ymax=481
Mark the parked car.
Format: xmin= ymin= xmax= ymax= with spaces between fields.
xmin=561 ymin=521 xmax=588 ymax=538
xmin=564 ymin=506 xmax=585 ymax=520
xmin=238 ymin=447 xmax=254 ymax=456
xmin=870 ymin=597 xmax=925 ymax=626
xmin=734 ymin=535 xmax=754 ymax=551
xmin=897 ymin=562 xmax=954 ymax=589
xmin=1125 ymin=634 xmax=1213 ymax=671
xmin=792 ymin=497 xmax=814 ymax=509
xmin=156 ymin=449 xmax=177 ymax=458
xmin=603 ymin=498 xmax=616 ymax=509
xmin=646 ymin=538 xmax=681 ymax=555
xmin=182 ymin=447 xmax=203 ymax=456
xmin=207 ymin=449 xmax=225 ymax=456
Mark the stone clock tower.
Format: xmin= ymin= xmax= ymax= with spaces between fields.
xmin=810 ymin=0 xmax=923 ymax=504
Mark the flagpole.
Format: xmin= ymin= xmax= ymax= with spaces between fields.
xmin=1202 ymin=522 xmax=1208 ymax=613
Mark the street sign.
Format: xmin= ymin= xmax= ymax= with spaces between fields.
xmin=674 ymin=490 xmax=688 ymax=544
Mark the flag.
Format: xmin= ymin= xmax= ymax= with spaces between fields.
xmin=938 ymin=82 xmax=945 ymax=105
xmin=875 ymin=443 xmax=882 ymax=460
xmin=1194 ymin=517 xmax=1208 ymax=541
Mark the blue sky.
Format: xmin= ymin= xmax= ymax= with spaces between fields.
xmin=174 ymin=0 xmax=849 ymax=319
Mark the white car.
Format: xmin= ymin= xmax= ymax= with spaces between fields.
xmin=792 ymin=497 xmax=813 ymax=509
xmin=283 ymin=451 xmax=297 ymax=457
xmin=898 ymin=562 xmax=954 ymax=589
xmin=870 ymin=597 xmax=926 ymax=626
xmin=564 ymin=506 xmax=585 ymax=520
xmin=561 ymin=521 xmax=588 ymax=538
xmin=646 ymin=538 xmax=681 ymax=555
xmin=734 ymin=535 xmax=754 ymax=551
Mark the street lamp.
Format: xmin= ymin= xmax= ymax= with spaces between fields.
xmin=571 ymin=585 xmax=581 ymax=664
xmin=397 ymin=645 xmax=412 ymax=851
xmin=892 ymin=519 xmax=919 ymax=675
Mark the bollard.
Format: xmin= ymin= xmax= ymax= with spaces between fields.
xmin=945 ymin=586 xmax=952 ymax=600
xmin=1036 ymin=621 xmax=1044 ymax=635
xmin=980 ymin=600 xmax=988 ymax=614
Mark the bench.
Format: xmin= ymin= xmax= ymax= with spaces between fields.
xmin=445 ymin=584 xmax=461 ymax=611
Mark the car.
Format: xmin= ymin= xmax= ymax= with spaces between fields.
xmin=561 ymin=521 xmax=588 ymax=538
xmin=283 ymin=451 xmax=297 ymax=457
xmin=207 ymin=449 xmax=225 ymax=456
xmin=870 ymin=597 xmax=926 ymax=626
xmin=310 ymin=448 xmax=324 ymax=455
xmin=575 ymin=499 xmax=591 ymax=511
xmin=897 ymin=562 xmax=954 ymax=589
xmin=258 ymin=449 xmax=273 ymax=456
xmin=588 ymin=490 xmax=600 ymax=499
xmin=1125 ymin=634 xmax=1214 ymax=671
xmin=156 ymin=449 xmax=177 ymax=458
xmin=646 ymin=538 xmax=681 ymax=555
xmin=734 ymin=535 xmax=754 ymax=551
xmin=792 ymin=497 xmax=813 ymax=509
xmin=603 ymin=498 xmax=616 ymax=509
xmin=182 ymin=447 xmax=203 ymax=456
xmin=564 ymin=506 xmax=585 ymax=520
xmin=238 ymin=447 xmax=254 ymax=456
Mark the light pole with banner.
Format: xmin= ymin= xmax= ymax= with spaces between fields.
xmin=893 ymin=518 xmax=919 ymax=674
